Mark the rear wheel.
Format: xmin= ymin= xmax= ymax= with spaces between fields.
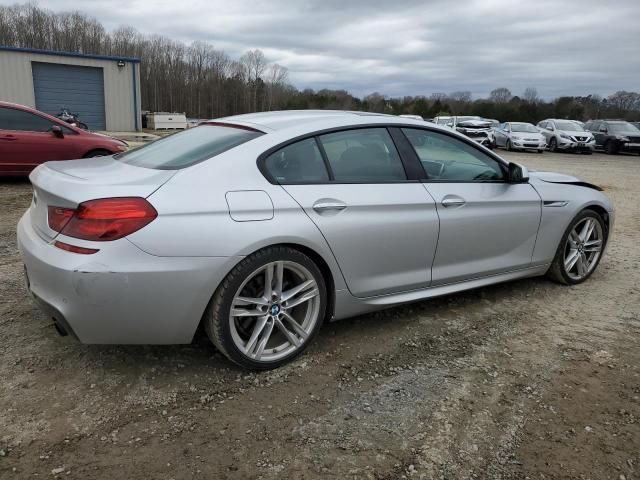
xmin=547 ymin=209 xmax=606 ymax=285
xmin=204 ymin=246 xmax=326 ymax=369
xmin=605 ymin=140 xmax=618 ymax=155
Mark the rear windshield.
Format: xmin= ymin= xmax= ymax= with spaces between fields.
xmin=114 ymin=124 xmax=264 ymax=169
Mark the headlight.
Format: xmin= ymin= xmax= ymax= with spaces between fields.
xmin=616 ymin=136 xmax=630 ymax=142
xmin=560 ymin=133 xmax=571 ymax=140
xmin=512 ymin=136 xmax=521 ymax=140
xmin=115 ymin=144 xmax=128 ymax=152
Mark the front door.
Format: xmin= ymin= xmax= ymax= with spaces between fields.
xmin=0 ymin=106 xmax=80 ymax=173
xmin=401 ymin=127 xmax=542 ymax=285
xmin=262 ymin=128 xmax=440 ymax=297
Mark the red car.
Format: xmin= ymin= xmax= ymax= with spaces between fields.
xmin=0 ymin=101 xmax=128 ymax=176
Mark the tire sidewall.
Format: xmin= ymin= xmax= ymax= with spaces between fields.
xmin=208 ymin=247 xmax=327 ymax=370
xmin=552 ymin=209 xmax=607 ymax=285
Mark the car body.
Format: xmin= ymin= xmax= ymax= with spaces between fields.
xmin=537 ymin=119 xmax=595 ymax=153
xmin=399 ymin=114 xmax=424 ymax=121
xmin=584 ymin=120 xmax=640 ymax=154
xmin=0 ymin=101 xmax=128 ymax=176
xmin=432 ymin=115 xmax=494 ymax=148
xmin=494 ymin=122 xmax=546 ymax=152
xmin=631 ymin=122 xmax=640 ymax=130
xmin=17 ymin=110 xmax=614 ymax=368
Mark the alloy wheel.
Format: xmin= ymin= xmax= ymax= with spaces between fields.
xmin=228 ymin=261 xmax=321 ymax=362
xmin=563 ymin=216 xmax=604 ymax=281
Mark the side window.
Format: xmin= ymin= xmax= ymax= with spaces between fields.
xmin=0 ymin=107 xmax=55 ymax=132
xmin=402 ymin=128 xmax=504 ymax=182
xmin=264 ymin=138 xmax=329 ymax=184
xmin=318 ymin=128 xmax=406 ymax=182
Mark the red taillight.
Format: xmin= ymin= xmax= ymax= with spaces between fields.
xmin=49 ymin=197 xmax=157 ymax=241
xmin=54 ymin=241 xmax=99 ymax=255
xmin=48 ymin=206 xmax=75 ymax=232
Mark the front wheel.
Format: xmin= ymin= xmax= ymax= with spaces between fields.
xmin=547 ymin=209 xmax=606 ymax=285
xmin=537 ymin=149 xmax=544 ymax=154
xmin=204 ymin=246 xmax=326 ymax=369
xmin=549 ymin=137 xmax=557 ymax=152
xmin=605 ymin=140 xmax=618 ymax=155
xmin=506 ymin=139 xmax=513 ymax=151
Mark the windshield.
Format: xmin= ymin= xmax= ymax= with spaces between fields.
xmin=511 ymin=123 xmax=538 ymax=133
xmin=608 ymin=122 xmax=640 ymax=134
xmin=114 ymin=124 xmax=264 ymax=169
xmin=555 ymin=121 xmax=585 ymax=131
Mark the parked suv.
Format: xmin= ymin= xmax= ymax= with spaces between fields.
xmin=537 ymin=119 xmax=595 ymax=154
xmin=0 ymin=101 xmax=128 ymax=175
xmin=584 ymin=120 xmax=640 ymax=155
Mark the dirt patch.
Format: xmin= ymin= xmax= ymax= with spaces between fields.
xmin=0 ymin=152 xmax=639 ymax=479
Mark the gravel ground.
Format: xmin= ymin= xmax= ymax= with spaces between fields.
xmin=0 ymin=151 xmax=639 ymax=479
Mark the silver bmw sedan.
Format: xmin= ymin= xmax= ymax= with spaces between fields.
xmin=18 ymin=110 xmax=614 ymax=369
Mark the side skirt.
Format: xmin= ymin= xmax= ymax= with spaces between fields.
xmin=332 ymin=264 xmax=550 ymax=320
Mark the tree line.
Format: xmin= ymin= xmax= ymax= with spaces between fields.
xmin=1 ymin=3 xmax=639 ymax=123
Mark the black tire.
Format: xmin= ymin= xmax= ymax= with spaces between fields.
xmin=506 ymin=139 xmax=513 ymax=151
xmin=547 ymin=209 xmax=607 ymax=285
xmin=605 ymin=140 xmax=618 ymax=155
xmin=204 ymin=246 xmax=327 ymax=370
xmin=537 ymin=149 xmax=544 ymax=154
xmin=83 ymin=149 xmax=112 ymax=158
xmin=549 ymin=137 xmax=557 ymax=152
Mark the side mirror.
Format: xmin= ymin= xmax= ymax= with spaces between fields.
xmin=51 ymin=125 xmax=64 ymax=138
xmin=508 ymin=162 xmax=529 ymax=183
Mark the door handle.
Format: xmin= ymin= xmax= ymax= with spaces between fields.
xmin=312 ymin=200 xmax=347 ymax=214
xmin=0 ymin=135 xmax=17 ymax=141
xmin=442 ymin=197 xmax=466 ymax=208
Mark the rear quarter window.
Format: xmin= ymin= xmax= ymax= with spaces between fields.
xmin=115 ymin=124 xmax=264 ymax=169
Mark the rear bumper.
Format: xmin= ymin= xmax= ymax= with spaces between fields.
xmin=17 ymin=212 xmax=241 ymax=344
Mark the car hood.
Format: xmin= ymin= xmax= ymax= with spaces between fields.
xmin=457 ymin=120 xmax=492 ymax=128
xmin=512 ymin=131 xmax=544 ymax=138
xmin=528 ymin=171 xmax=603 ymax=191
xmin=559 ymin=130 xmax=591 ymax=136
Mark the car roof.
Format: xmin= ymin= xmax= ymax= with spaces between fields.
xmin=214 ymin=110 xmax=395 ymax=132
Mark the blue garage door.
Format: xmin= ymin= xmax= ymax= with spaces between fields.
xmin=32 ymin=62 xmax=106 ymax=130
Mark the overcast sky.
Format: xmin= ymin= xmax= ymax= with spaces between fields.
xmin=5 ymin=0 xmax=639 ymax=99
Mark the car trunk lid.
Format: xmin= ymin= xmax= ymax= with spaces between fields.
xmin=28 ymin=157 xmax=176 ymax=241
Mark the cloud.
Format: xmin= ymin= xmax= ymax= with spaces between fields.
xmin=7 ymin=0 xmax=639 ymax=99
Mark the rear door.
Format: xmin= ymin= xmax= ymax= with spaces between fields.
xmin=401 ymin=127 xmax=541 ymax=285
xmin=262 ymin=127 xmax=439 ymax=298
xmin=0 ymin=106 xmax=82 ymax=173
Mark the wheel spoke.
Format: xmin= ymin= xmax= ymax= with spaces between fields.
xmin=584 ymin=238 xmax=602 ymax=252
xmin=252 ymin=320 xmax=274 ymax=360
xmin=274 ymin=317 xmax=301 ymax=347
xmin=234 ymin=296 xmax=269 ymax=306
xmin=231 ymin=308 xmax=265 ymax=317
xmin=282 ymin=311 xmax=309 ymax=341
xmin=576 ymin=253 xmax=587 ymax=276
xmin=568 ymin=230 xmax=581 ymax=248
xmin=274 ymin=262 xmax=284 ymax=297
xmin=281 ymin=279 xmax=315 ymax=302
xmin=579 ymin=219 xmax=594 ymax=242
xmin=564 ymin=249 xmax=580 ymax=271
xmin=244 ymin=315 xmax=268 ymax=355
xmin=285 ymin=288 xmax=319 ymax=309
xmin=263 ymin=264 xmax=274 ymax=300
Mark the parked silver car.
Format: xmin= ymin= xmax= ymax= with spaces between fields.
xmin=18 ymin=111 xmax=614 ymax=369
xmin=495 ymin=122 xmax=546 ymax=152
xmin=537 ymin=119 xmax=595 ymax=153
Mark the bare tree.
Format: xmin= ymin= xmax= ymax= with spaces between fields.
xmin=489 ymin=87 xmax=513 ymax=104
xmin=523 ymin=87 xmax=538 ymax=103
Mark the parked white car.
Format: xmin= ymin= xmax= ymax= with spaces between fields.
xmin=495 ymin=122 xmax=546 ymax=153
xmin=432 ymin=115 xmax=494 ymax=148
xmin=537 ymin=119 xmax=595 ymax=154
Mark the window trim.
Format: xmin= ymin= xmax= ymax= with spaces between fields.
xmin=257 ymin=124 xmax=422 ymax=185
xmin=397 ymin=125 xmax=509 ymax=183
